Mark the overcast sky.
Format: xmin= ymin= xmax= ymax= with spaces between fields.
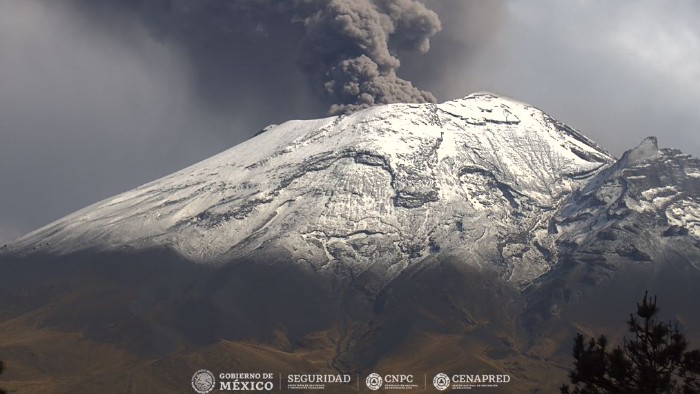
xmin=1 ymin=0 xmax=699 ymax=243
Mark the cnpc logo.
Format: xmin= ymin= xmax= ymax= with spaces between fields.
xmin=365 ymin=373 xmax=383 ymax=391
xmin=365 ymin=373 xmax=415 ymax=390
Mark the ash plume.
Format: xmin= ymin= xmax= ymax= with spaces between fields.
xmin=73 ymin=0 xmax=441 ymax=115
xmin=297 ymin=0 xmax=441 ymax=114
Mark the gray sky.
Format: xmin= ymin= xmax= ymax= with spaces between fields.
xmin=1 ymin=0 xmax=699 ymax=242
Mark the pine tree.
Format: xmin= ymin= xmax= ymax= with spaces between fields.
xmin=561 ymin=292 xmax=700 ymax=394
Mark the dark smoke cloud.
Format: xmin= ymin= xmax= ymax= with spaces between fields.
xmin=297 ymin=0 xmax=440 ymax=114
xmin=73 ymin=0 xmax=441 ymax=115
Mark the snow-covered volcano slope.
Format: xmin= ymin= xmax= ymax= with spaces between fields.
xmin=7 ymin=93 xmax=615 ymax=286
xmin=551 ymin=136 xmax=700 ymax=268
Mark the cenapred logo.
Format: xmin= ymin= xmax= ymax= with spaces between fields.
xmin=366 ymin=373 xmax=384 ymax=391
xmin=433 ymin=373 xmax=450 ymax=391
xmin=191 ymin=369 xmax=216 ymax=394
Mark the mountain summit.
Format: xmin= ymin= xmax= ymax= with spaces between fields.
xmin=9 ymin=93 xmax=614 ymax=286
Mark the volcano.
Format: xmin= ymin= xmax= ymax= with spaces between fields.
xmin=1 ymin=93 xmax=699 ymax=393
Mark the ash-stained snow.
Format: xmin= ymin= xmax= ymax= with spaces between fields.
xmin=11 ymin=93 xmax=699 ymax=287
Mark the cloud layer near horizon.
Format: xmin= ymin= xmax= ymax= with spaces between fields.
xmin=1 ymin=0 xmax=699 ymax=242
